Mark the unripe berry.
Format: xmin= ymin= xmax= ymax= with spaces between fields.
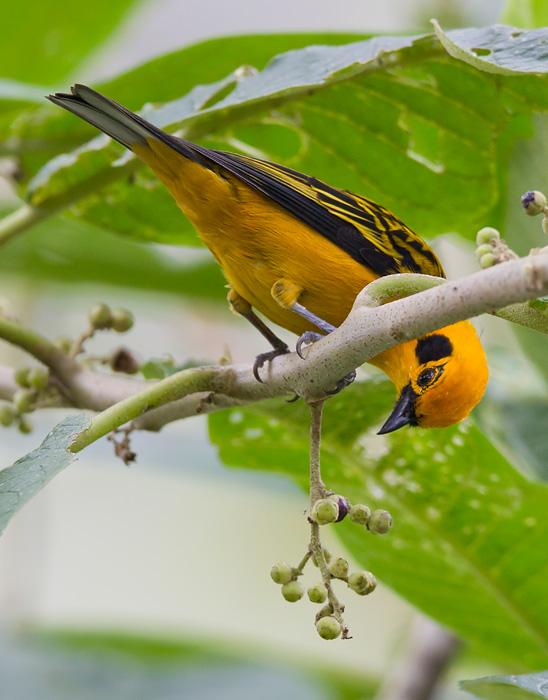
xmin=307 ymin=583 xmax=328 ymax=604
xmin=88 ymin=303 xmax=112 ymax=329
xmin=480 ymin=252 xmax=495 ymax=269
xmin=543 ymin=217 xmax=548 ymax=237
xmin=0 ymin=405 xmax=15 ymax=427
xmin=475 ymin=243 xmax=494 ymax=259
xmin=328 ymin=557 xmax=349 ymax=579
xmin=311 ymin=498 xmax=339 ymax=525
xmin=18 ymin=418 xmax=33 ymax=434
xmin=14 ymin=367 xmax=30 ymax=387
xmin=27 ymin=367 xmax=49 ymax=391
xmin=368 ymin=510 xmax=393 ymax=535
xmin=476 ymin=227 xmax=500 ymax=246
xmin=13 ymin=388 xmax=34 ymax=414
xmin=316 ymin=616 xmax=341 ymax=640
xmin=348 ymin=571 xmax=377 ymax=596
xmin=54 ymin=335 xmax=73 ymax=353
xmin=281 ymin=581 xmax=304 ymax=602
xmin=349 ymin=504 xmax=371 ymax=525
xmin=111 ymin=308 xmax=134 ymax=333
xmin=270 ymin=561 xmax=293 ymax=585
xmin=521 ymin=190 xmax=547 ymax=216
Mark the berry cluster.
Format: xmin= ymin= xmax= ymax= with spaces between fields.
xmin=475 ymin=227 xmax=501 ymax=269
xmin=271 ymin=496 xmax=392 ymax=640
xmin=0 ymin=365 xmax=51 ymax=433
xmin=311 ymin=495 xmax=393 ymax=534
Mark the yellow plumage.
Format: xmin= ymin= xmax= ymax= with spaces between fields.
xmin=48 ymin=85 xmax=489 ymax=431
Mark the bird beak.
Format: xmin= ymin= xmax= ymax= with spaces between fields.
xmin=378 ymin=383 xmax=417 ymax=434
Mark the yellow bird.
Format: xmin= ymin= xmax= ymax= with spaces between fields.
xmin=48 ymin=85 xmax=488 ymax=433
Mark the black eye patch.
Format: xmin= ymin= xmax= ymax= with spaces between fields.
xmin=415 ymin=334 xmax=453 ymax=364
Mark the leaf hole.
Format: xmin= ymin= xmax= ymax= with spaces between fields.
xmin=471 ymin=47 xmax=492 ymax=57
xmin=511 ymin=31 xmax=523 ymax=38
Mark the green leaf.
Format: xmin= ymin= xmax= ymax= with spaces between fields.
xmin=501 ymin=0 xmax=548 ymax=30
xmin=0 ymin=413 xmax=89 ymax=536
xmin=6 ymin=33 xmax=366 ymax=167
xmin=209 ymin=380 xmax=548 ymax=669
xmin=0 ymin=0 xmax=136 ymax=85
xmin=461 ymin=671 xmax=548 ymax=699
xmin=433 ymin=22 xmax=548 ymax=74
xmin=18 ymin=26 xmax=548 ymax=247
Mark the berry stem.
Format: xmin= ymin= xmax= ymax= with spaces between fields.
xmin=307 ymin=399 xmax=350 ymax=638
xmin=69 ymin=326 xmax=96 ymax=359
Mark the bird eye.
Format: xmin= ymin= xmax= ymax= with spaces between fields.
xmin=417 ymin=367 xmax=437 ymax=387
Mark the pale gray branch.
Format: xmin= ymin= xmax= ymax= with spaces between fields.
xmin=0 ymin=252 xmax=547 ymax=431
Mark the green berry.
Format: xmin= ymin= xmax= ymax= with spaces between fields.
xmin=521 ymin=190 xmax=547 ymax=216
xmin=316 ymin=616 xmax=341 ymax=640
xmin=475 ymin=243 xmax=494 ymax=259
xmin=28 ymin=367 xmax=49 ymax=391
xmin=14 ymin=367 xmax=30 ymax=387
xmin=368 ymin=510 xmax=393 ymax=535
xmin=54 ymin=335 xmax=73 ymax=353
xmin=348 ymin=571 xmax=377 ymax=596
xmin=0 ymin=405 xmax=15 ymax=427
xmin=311 ymin=498 xmax=339 ymax=525
xmin=349 ymin=504 xmax=371 ymax=525
xmin=13 ymin=388 xmax=34 ymax=414
xmin=307 ymin=583 xmax=328 ymax=604
xmin=328 ymin=557 xmax=349 ymax=580
xmin=281 ymin=581 xmax=304 ymax=602
xmin=543 ymin=216 xmax=548 ymax=237
xmin=88 ymin=303 xmax=112 ymax=329
xmin=480 ymin=252 xmax=495 ymax=269
xmin=18 ymin=418 xmax=33 ymax=434
xmin=270 ymin=561 xmax=293 ymax=585
xmin=111 ymin=308 xmax=134 ymax=333
xmin=476 ymin=227 xmax=500 ymax=246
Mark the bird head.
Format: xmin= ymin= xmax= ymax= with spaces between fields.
xmin=370 ymin=321 xmax=488 ymax=433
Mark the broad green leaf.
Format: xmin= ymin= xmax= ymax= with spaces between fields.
xmin=501 ymin=0 xmax=548 ymax=30
xmin=499 ymin=112 xmax=548 ymax=385
xmin=0 ymin=414 xmax=89 ymax=536
xmin=209 ymin=381 xmax=548 ymax=669
xmin=6 ymin=33 xmax=367 ymax=154
xmin=461 ymin=671 xmax=548 ymax=699
xmin=18 ymin=26 xmax=548 ymax=248
xmin=1 ymin=0 xmax=136 ymax=85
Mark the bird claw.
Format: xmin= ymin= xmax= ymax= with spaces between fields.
xmin=253 ymin=346 xmax=290 ymax=382
xmin=325 ymin=370 xmax=357 ymax=396
xmin=296 ymin=331 xmax=324 ymax=359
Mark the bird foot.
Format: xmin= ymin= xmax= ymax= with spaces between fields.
xmin=325 ymin=370 xmax=357 ymax=396
xmin=296 ymin=331 xmax=324 ymax=359
xmin=253 ymin=345 xmax=290 ymax=382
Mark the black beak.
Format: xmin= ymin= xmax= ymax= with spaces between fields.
xmin=378 ymin=383 xmax=417 ymax=434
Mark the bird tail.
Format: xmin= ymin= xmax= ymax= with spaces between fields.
xmin=47 ymin=84 xmax=203 ymax=164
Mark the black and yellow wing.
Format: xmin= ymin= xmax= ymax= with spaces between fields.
xmin=48 ymin=85 xmax=444 ymax=280
xmin=186 ymin=145 xmax=445 ymax=279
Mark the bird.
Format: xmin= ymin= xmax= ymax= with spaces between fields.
xmin=47 ymin=84 xmax=488 ymax=433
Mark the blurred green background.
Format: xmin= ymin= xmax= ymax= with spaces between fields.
xmin=5 ymin=1 xmax=548 ymax=699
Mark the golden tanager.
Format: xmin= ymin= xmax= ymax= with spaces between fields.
xmin=48 ymin=85 xmax=488 ymax=432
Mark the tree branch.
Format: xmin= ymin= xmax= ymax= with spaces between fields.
xmin=0 ymin=252 xmax=547 ymax=449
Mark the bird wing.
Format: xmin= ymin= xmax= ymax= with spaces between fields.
xmin=187 ymin=146 xmax=445 ymax=279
